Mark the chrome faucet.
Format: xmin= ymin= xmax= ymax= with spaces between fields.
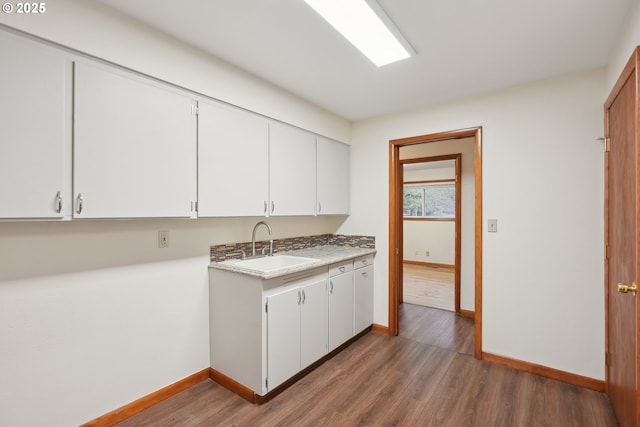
xmin=252 ymin=221 xmax=273 ymax=257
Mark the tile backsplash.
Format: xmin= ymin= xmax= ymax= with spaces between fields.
xmin=210 ymin=234 xmax=375 ymax=262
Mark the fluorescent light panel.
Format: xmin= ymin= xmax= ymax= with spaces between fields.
xmin=304 ymin=0 xmax=413 ymax=67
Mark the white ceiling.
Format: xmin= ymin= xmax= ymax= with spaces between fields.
xmin=94 ymin=0 xmax=632 ymax=121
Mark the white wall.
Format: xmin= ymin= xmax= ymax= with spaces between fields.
xmin=341 ymin=68 xmax=605 ymax=380
xmin=0 ymin=1 xmax=350 ymax=426
xmin=403 ymin=221 xmax=455 ymax=265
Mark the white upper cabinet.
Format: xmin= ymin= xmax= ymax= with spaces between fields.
xmin=73 ymin=61 xmax=197 ymax=218
xmin=198 ymin=101 xmax=269 ymax=217
xmin=0 ymin=31 xmax=69 ymax=219
xmin=269 ymin=121 xmax=317 ymax=216
xmin=317 ymin=137 xmax=350 ymax=215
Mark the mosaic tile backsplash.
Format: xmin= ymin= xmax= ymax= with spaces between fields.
xmin=210 ymin=234 xmax=375 ymax=262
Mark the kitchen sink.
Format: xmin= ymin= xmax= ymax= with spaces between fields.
xmin=221 ymin=254 xmax=322 ymax=273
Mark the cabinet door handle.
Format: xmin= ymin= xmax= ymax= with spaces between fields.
xmin=339 ymin=266 xmax=345 ymax=273
xmin=76 ymin=193 xmax=83 ymax=214
xmin=318 ymin=202 xmax=322 ymax=213
xmin=55 ymin=191 xmax=63 ymax=213
xmin=302 ymin=289 xmax=306 ymax=304
xmin=297 ymin=290 xmax=301 ymax=305
xmin=362 ymin=259 xmax=368 ymax=265
xmin=330 ymin=281 xmax=334 ymax=293
xmin=271 ymin=201 xmax=275 ymax=213
xmin=263 ymin=201 xmax=267 ymax=214
xmin=362 ymin=272 xmax=368 ymax=278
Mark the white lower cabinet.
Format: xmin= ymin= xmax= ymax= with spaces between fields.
xmin=328 ymin=261 xmax=354 ymax=351
xmin=209 ymin=254 xmax=374 ymax=398
xmin=354 ymin=255 xmax=374 ymax=334
xmin=266 ymin=276 xmax=328 ymax=390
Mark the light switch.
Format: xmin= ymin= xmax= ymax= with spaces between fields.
xmin=488 ymin=219 xmax=498 ymax=233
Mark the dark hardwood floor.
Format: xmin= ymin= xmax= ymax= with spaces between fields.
xmin=116 ymin=304 xmax=618 ymax=427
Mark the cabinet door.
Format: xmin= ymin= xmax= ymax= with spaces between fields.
xmin=269 ymin=122 xmax=316 ymax=216
xmin=317 ymin=137 xmax=350 ymax=215
xmin=329 ymin=272 xmax=354 ymax=351
xmin=300 ymin=279 xmax=328 ymax=368
xmin=266 ymin=287 xmax=301 ymax=391
xmin=198 ymin=101 xmax=269 ymax=217
xmin=74 ymin=61 xmax=196 ymax=218
xmin=354 ymin=266 xmax=374 ymax=333
xmin=0 ymin=32 xmax=68 ymax=219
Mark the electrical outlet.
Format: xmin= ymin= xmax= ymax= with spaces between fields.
xmin=158 ymin=230 xmax=169 ymax=248
xmin=415 ymin=251 xmax=420 ymax=256
xmin=426 ymin=251 xmax=430 ymax=257
xmin=488 ymin=219 xmax=498 ymax=233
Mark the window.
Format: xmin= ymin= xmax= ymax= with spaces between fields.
xmin=403 ymin=181 xmax=455 ymax=219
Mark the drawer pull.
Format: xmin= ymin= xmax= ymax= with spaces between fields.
xmin=339 ymin=266 xmax=345 ymax=273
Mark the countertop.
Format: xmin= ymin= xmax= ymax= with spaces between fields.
xmin=209 ymin=245 xmax=376 ymax=279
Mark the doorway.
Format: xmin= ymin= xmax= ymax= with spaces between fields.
xmin=389 ymin=127 xmax=483 ymax=359
xmin=401 ymin=155 xmax=461 ymax=313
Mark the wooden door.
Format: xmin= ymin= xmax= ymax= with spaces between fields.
xmin=605 ymin=47 xmax=640 ymax=427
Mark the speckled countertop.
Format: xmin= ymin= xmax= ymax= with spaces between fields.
xmin=209 ymin=245 xmax=376 ymax=279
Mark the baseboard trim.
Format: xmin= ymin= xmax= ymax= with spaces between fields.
xmin=459 ymin=309 xmax=475 ymax=319
xmin=372 ymin=323 xmax=391 ymax=335
xmin=80 ymin=368 xmax=210 ymax=427
xmin=403 ymin=260 xmax=455 ymax=269
xmin=482 ymin=352 xmax=605 ymax=392
xmin=208 ymin=368 xmax=259 ymax=404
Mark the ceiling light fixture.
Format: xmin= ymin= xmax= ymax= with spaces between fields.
xmin=303 ymin=0 xmax=414 ymax=67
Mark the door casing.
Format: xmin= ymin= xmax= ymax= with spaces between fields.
xmin=388 ymin=127 xmax=483 ymax=359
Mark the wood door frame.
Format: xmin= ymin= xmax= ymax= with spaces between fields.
xmin=389 ymin=127 xmax=483 ymax=359
xmin=400 ymin=154 xmax=462 ymax=313
xmin=604 ymin=46 xmax=640 ymax=425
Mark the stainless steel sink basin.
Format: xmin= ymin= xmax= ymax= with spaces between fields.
xmin=221 ymin=255 xmax=321 ymax=273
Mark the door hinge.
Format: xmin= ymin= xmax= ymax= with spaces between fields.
xmin=265 ymin=377 xmax=268 ymax=388
xmin=605 ymin=351 xmax=610 ymax=366
xmin=265 ymin=301 xmax=268 ymax=313
xmin=604 ymin=137 xmax=611 ymax=152
xmin=605 ymin=244 xmax=609 ymax=260
xmin=191 ymin=104 xmax=199 ymax=116
xmin=191 ymin=201 xmax=198 ymax=212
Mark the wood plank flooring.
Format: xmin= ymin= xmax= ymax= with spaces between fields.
xmin=403 ymin=263 xmax=454 ymax=311
xmin=115 ymin=304 xmax=617 ymax=427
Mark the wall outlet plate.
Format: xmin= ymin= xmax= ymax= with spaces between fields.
xmin=488 ymin=219 xmax=498 ymax=233
xmin=158 ymin=230 xmax=169 ymax=248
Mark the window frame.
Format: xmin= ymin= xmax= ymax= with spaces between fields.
xmin=403 ymin=178 xmax=456 ymax=221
